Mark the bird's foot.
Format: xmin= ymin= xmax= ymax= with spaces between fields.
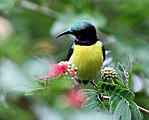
xmin=98 ymin=92 xmax=104 ymax=101
xmin=90 ymin=81 xmax=104 ymax=101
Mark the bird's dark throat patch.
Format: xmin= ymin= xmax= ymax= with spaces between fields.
xmin=75 ymin=38 xmax=96 ymax=45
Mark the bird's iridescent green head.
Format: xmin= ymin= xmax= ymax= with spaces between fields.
xmin=57 ymin=20 xmax=98 ymax=45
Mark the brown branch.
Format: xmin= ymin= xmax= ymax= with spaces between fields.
xmin=103 ymin=96 xmax=149 ymax=115
xmin=16 ymin=0 xmax=58 ymax=19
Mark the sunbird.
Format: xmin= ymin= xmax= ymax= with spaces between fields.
xmin=57 ymin=20 xmax=105 ymax=99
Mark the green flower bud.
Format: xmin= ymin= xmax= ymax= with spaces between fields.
xmin=101 ymin=67 xmax=118 ymax=83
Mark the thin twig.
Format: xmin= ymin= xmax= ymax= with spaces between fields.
xmin=44 ymin=80 xmax=46 ymax=96
xmin=16 ymin=0 xmax=58 ymax=19
xmin=103 ymin=96 xmax=149 ymax=115
xmin=103 ymin=95 xmax=110 ymax=100
xmin=137 ymin=105 xmax=149 ymax=115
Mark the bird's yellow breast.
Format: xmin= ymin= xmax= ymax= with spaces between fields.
xmin=69 ymin=41 xmax=103 ymax=80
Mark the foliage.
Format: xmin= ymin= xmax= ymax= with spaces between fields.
xmin=12 ymin=61 xmax=143 ymax=120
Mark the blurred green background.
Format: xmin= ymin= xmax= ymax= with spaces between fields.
xmin=0 ymin=0 xmax=149 ymax=120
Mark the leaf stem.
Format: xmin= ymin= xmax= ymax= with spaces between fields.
xmin=103 ymin=96 xmax=149 ymax=115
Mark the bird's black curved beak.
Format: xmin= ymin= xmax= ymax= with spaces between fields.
xmin=56 ymin=30 xmax=74 ymax=38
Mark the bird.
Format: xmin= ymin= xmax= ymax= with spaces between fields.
xmin=57 ymin=20 xmax=105 ymax=100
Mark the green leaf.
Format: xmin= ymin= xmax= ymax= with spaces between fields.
xmin=0 ymin=0 xmax=16 ymax=13
xmin=118 ymin=62 xmax=129 ymax=87
xmin=119 ymin=88 xmax=135 ymax=100
xmin=24 ymin=87 xmax=45 ymax=96
xmin=50 ymin=76 xmax=73 ymax=89
xmin=114 ymin=79 xmax=126 ymax=88
xmin=109 ymin=93 xmax=116 ymax=103
xmin=83 ymin=89 xmax=96 ymax=95
xmin=129 ymin=101 xmax=142 ymax=119
xmin=97 ymin=82 xmax=135 ymax=100
xmin=81 ymin=94 xmax=98 ymax=111
xmin=110 ymin=94 xmax=122 ymax=113
xmin=82 ymin=101 xmax=98 ymax=112
xmin=121 ymin=102 xmax=131 ymax=120
xmin=113 ymin=98 xmax=126 ymax=120
xmin=127 ymin=55 xmax=133 ymax=88
xmin=12 ymin=84 xmax=45 ymax=96
xmin=82 ymin=90 xmax=107 ymax=112
xmin=128 ymin=68 xmax=132 ymax=88
xmin=12 ymin=86 xmax=33 ymax=93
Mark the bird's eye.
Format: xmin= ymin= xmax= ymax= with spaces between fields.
xmin=78 ymin=34 xmax=83 ymax=39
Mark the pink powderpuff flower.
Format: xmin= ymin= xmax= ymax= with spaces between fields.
xmin=65 ymin=85 xmax=86 ymax=108
xmin=35 ymin=56 xmax=77 ymax=80
xmin=36 ymin=62 xmax=68 ymax=80
xmin=48 ymin=63 xmax=67 ymax=78
xmin=58 ymin=61 xmax=68 ymax=72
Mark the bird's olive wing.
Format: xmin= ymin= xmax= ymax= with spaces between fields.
xmin=98 ymin=40 xmax=105 ymax=61
xmin=67 ymin=42 xmax=75 ymax=60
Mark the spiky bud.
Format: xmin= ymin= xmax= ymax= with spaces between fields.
xmin=101 ymin=67 xmax=118 ymax=83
